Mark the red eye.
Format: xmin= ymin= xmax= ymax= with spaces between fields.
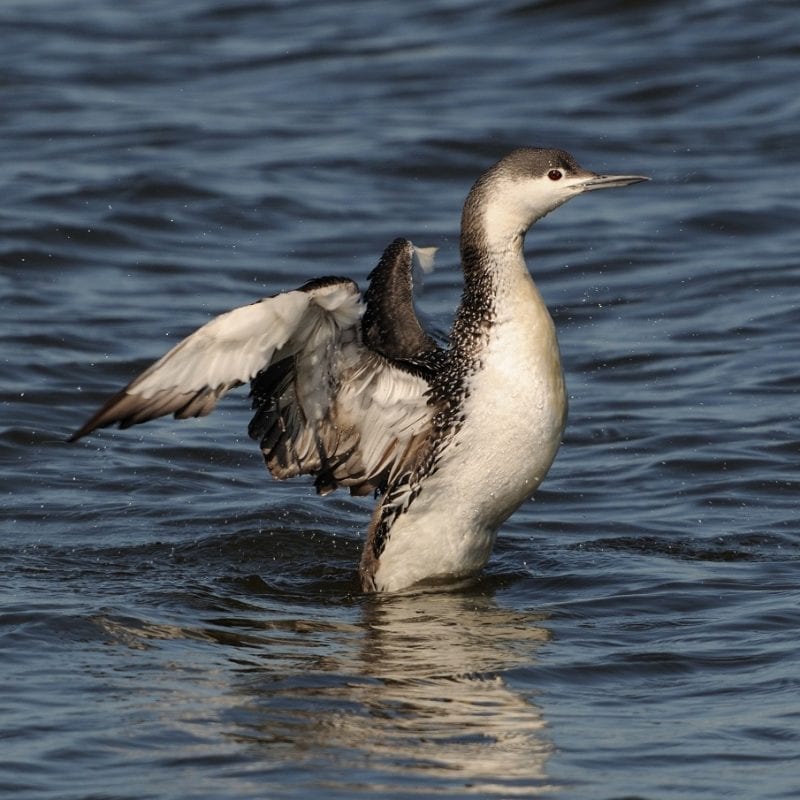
xmin=548 ymin=169 xmax=563 ymax=181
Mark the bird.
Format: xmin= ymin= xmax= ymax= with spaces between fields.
xmin=70 ymin=147 xmax=648 ymax=593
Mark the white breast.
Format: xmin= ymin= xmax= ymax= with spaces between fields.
xmin=373 ymin=265 xmax=567 ymax=592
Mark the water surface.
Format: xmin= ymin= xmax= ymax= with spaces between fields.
xmin=2 ymin=1 xmax=799 ymax=798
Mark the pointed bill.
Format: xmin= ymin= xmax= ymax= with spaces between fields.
xmin=582 ymin=173 xmax=650 ymax=191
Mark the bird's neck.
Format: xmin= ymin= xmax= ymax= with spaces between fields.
xmin=452 ymin=201 xmax=535 ymax=354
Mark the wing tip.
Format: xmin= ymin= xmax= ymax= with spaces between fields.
xmin=410 ymin=243 xmax=438 ymax=274
xmin=68 ymin=387 xmax=134 ymax=442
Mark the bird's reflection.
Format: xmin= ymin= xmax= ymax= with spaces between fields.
xmin=354 ymin=591 xmax=553 ymax=793
xmin=225 ymin=589 xmax=555 ymax=796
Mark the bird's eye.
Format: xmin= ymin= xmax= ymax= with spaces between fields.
xmin=548 ymin=169 xmax=563 ymax=181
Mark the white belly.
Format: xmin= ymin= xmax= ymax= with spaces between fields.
xmin=373 ymin=276 xmax=567 ymax=592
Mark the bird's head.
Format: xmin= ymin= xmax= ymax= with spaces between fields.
xmin=462 ymin=147 xmax=649 ymax=253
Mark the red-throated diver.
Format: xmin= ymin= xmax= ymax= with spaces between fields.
xmin=70 ymin=148 xmax=648 ymax=592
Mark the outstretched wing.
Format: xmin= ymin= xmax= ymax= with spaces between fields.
xmin=71 ymin=240 xmax=443 ymax=498
xmin=69 ymin=277 xmax=360 ymax=440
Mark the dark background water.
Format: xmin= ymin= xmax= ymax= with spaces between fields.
xmin=2 ymin=1 xmax=799 ymax=798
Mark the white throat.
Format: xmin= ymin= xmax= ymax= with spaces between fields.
xmin=469 ymin=177 xmax=581 ymax=257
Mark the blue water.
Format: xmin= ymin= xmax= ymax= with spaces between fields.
xmin=2 ymin=1 xmax=800 ymax=798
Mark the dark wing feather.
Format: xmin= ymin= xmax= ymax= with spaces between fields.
xmin=362 ymin=238 xmax=439 ymax=362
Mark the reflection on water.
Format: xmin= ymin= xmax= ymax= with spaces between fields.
xmin=223 ymin=592 xmax=555 ymax=796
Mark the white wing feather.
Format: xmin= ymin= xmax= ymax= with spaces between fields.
xmin=134 ymin=290 xmax=322 ymax=398
xmin=71 ymin=281 xmax=361 ymax=437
